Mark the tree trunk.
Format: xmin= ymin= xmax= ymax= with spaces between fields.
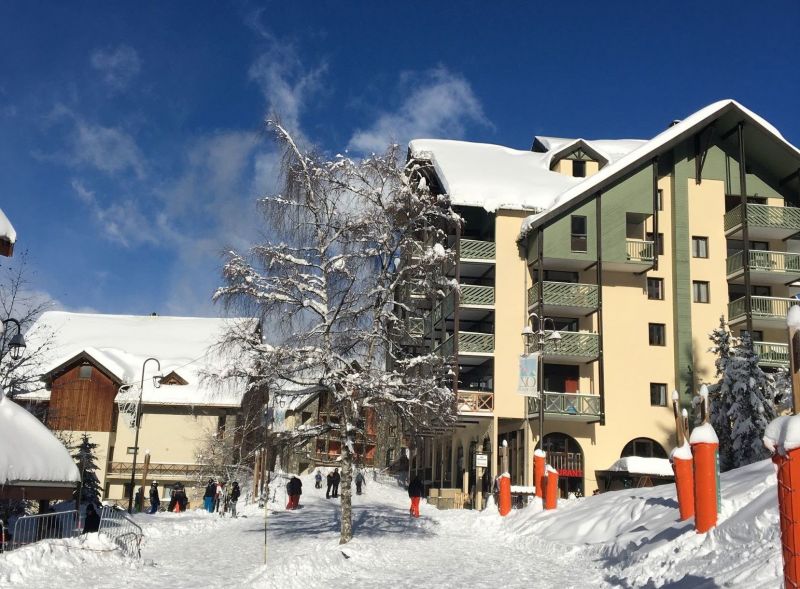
xmin=339 ymin=423 xmax=354 ymax=544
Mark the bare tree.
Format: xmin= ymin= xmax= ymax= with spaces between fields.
xmin=214 ymin=121 xmax=458 ymax=543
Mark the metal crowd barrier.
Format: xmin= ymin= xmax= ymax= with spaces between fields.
xmin=10 ymin=510 xmax=79 ymax=550
xmin=98 ymin=505 xmax=143 ymax=558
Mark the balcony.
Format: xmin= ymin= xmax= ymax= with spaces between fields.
xmin=527 ymin=392 xmax=601 ymax=422
xmin=625 ymin=239 xmax=655 ymax=263
xmin=540 ymin=331 xmax=600 ymax=363
xmin=460 ymin=239 xmax=495 ymax=263
xmin=107 ymin=462 xmax=206 ymax=479
xmin=724 ymin=203 xmax=800 ymax=241
xmin=457 ymin=390 xmax=494 ymax=415
xmin=728 ymin=296 xmax=800 ymax=327
xmin=753 ymin=341 xmax=789 ymax=368
xmin=528 ymin=281 xmax=598 ymax=315
xmin=461 ymin=284 xmax=495 ymax=306
xmin=726 ymin=250 xmax=800 ymax=285
xmin=435 ymin=331 xmax=494 ymax=358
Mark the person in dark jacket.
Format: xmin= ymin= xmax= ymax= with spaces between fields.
xmin=203 ymin=479 xmax=216 ymax=513
xmin=169 ymin=482 xmax=187 ymax=512
xmin=229 ymin=481 xmax=241 ymax=518
xmin=148 ymin=481 xmax=160 ymax=514
xmin=325 ymin=471 xmax=334 ymax=499
xmin=286 ymin=476 xmax=302 ymax=510
xmin=354 ymin=470 xmax=365 ymax=495
xmin=408 ymin=476 xmax=424 ymax=518
xmin=82 ymin=503 xmax=101 ymax=533
xmin=331 ymin=468 xmax=340 ymax=498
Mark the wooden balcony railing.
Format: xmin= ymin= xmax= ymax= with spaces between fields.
xmin=726 ymin=250 xmax=800 ymax=276
xmin=753 ymin=341 xmax=789 ymax=367
xmin=461 ymin=284 xmax=495 ymax=306
xmin=528 ymin=281 xmax=598 ymax=309
xmin=728 ymin=296 xmax=800 ymax=322
xmin=527 ymin=392 xmax=601 ymax=419
xmin=460 ymin=239 xmax=495 ymax=261
xmin=435 ymin=331 xmax=494 ymax=357
xmin=725 ymin=203 xmax=800 ymax=233
xmin=541 ymin=331 xmax=599 ymax=358
xmin=107 ymin=462 xmax=207 ymax=478
xmin=457 ymin=391 xmax=493 ymax=413
xmin=625 ymin=239 xmax=654 ymax=262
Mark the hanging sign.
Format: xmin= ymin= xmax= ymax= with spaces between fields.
xmin=517 ymin=353 xmax=540 ymax=397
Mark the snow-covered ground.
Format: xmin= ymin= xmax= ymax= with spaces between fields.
xmin=0 ymin=460 xmax=785 ymax=588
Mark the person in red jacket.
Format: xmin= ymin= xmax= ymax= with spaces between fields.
xmin=408 ymin=476 xmax=424 ymax=518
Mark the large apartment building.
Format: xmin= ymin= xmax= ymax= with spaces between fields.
xmin=405 ymin=100 xmax=800 ymax=499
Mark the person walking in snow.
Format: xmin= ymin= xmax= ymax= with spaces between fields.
xmin=314 ymin=470 xmax=323 ymax=489
xmin=203 ymin=479 xmax=216 ymax=513
xmin=82 ymin=503 xmax=101 ymax=533
xmin=286 ymin=476 xmax=302 ymax=510
xmin=355 ymin=470 xmax=365 ymax=495
xmin=326 ymin=471 xmax=334 ymax=499
xmin=148 ymin=481 xmax=160 ymax=514
xmin=408 ymin=476 xmax=424 ymax=518
xmin=229 ymin=481 xmax=241 ymax=518
xmin=331 ymin=468 xmax=340 ymax=498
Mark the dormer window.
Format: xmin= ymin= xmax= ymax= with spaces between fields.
xmin=572 ymin=160 xmax=586 ymax=178
xmin=159 ymin=371 xmax=189 ymax=386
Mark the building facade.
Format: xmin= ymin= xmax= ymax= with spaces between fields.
xmin=405 ymin=100 xmax=800 ymax=500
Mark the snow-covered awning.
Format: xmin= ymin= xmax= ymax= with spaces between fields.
xmin=0 ymin=207 xmax=16 ymax=257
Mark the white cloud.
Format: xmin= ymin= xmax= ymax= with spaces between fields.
xmin=90 ymin=45 xmax=141 ymax=90
xmin=348 ymin=68 xmax=489 ymax=154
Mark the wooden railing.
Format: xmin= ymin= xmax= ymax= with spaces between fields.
xmin=625 ymin=239 xmax=654 ymax=262
xmin=725 ymin=203 xmax=800 ymax=233
xmin=107 ymin=462 xmax=206 ymax=478
xmin=435 ymin=331 xmax=494 ymax=357
xmin=461 ymin=284 xmax=495 ymax=306
xmin=726 ymin=250 xmax=800 ymax=275
xmin=753 ymin=341 xmax=789 ymax=367
xmin=542 ymin=331 xmax=599 ymax=358
xmin=728 ymin=296 xmax=800 ymax=321
xmin=528 ymin=392 xmax=601 ymax=419
xmin=528 ymin=281 xmax=598 ymax=309
xmin=460 ymin=239 xmax=495 ymax=261
xmin=543 ymin=451 xmax=583 ymax=473
xmin=457 ymin=391 xmax=494 ymax=413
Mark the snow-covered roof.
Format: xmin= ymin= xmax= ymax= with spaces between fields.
xmin=604 ymin=457 xmax=674 ymax=477
xmin=520 ymin=99 xmax=800 ymax=238
xmin=18 ymin=311 xmax=259 ymax=407
xmin=0 ymin=207 xmax=16 ymax=245
xmin=0 ymin=393 xmax=80 ymax=486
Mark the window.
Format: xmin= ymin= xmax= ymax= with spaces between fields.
xmin=656 ymin=189 xmax=663 ymax=211
xmin=649 ymin=383 xmax=667 ymax=407
xmin=572 ymin=160 xmax=586 ymax=178
xmin=571 ymin=216 xmax=587 ymax=252
xmin=646 ymin=232 xmax=664 ymax=256
xmin=692 ymin=281 xmax=710 ymax=303
xmin=622 ymin=437 xmax=668 ymax=458
xmin=740 ymin=329 xmax=764 ymax=342
xmin=648 ymin=323 xmax=666 ymax=346
xmin=78 ymin=364 xmax=92 ymax=380
xmin=126 ymin=446 xmax=137 ymax=455
xmin=647 ymin=278 xmax=664 ymax=300
xmin=692 ymin=236 xmax=709 ymax=258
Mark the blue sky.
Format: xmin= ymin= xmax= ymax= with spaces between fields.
xmin=2 ymin=1 xmax=799 ymax=317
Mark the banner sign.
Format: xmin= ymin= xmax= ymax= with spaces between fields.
xmin=517 ymin=353 xmax=540 ymax=397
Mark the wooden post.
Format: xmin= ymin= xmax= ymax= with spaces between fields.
xmin=475 ymin=466 xmax=484 ymax=511
xmin=140 ymin=452 xmax=150 ymax=492
xmin=787 ymin=306 xmax=800 ymax=413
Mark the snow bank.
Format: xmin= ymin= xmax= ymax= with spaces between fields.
xmin=0 ymin=393 xmax=80 ymax=485
xmin=605 ymin=457 xmax=673 ymax=477
xmin=764 ymin=414 xmax=800 ymax=456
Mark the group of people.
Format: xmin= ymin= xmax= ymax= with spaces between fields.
xmin=140 ymin=480 xmax=191 ymax=514
xmin=312 ymin=468 xmax=367 ymax=499
xmin=203 ymin=479 xmax=242 ymax=517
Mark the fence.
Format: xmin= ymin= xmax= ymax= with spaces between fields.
xmin=10 ymin=510 xmax=79 ymax=550
xmin=98 ymin=506 xmax=144 ymax=558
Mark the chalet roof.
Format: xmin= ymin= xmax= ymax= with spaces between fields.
xmin=0 ymin=207 xmax=16 ymax=257
xmin=18 ymin=311 xmax=259 ymax=408
xmin=0 ymin=392 xmax=80 ymax=487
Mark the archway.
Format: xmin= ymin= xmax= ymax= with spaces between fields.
xmin=542 ymin=432 xmax=584 ymax=497
xmin=620 ymin=437 xmax=667 ymax=459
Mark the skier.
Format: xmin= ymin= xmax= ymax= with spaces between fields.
xmin=203 ymin=479 xmax=216 ymax=513
xmin=408 ymin=476 xmax=424 ymax=518
xmin=355 ymin=470 xmax=365 ymax=495
xmin=169 ymin=481 xmax=186 ymax=512
xmin=326 ymin=471 xmax=334 ymax=499
xmin=229 ymin=481 xmax=241 ymax=518
xmin=331 ymin=468 xmax=340 ymax=498
xmin=286 ymin=476 xmax=302 ymax=510
xmin=148 ymin=481 xmax=160 ymax=514
xmin=314 ymin=470 xmax=323 ymax=489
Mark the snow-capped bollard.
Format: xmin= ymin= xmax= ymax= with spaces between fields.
xmin=764 ymin=414 xmax=800 ymax=588
xmin=498 ymin=473 xmax=512 ymax=516
xmin=671 ymin=443 xmax=694 ymax=521
xmin=690 ymin=386 xmax=719 ymax=534
xmin=534 ymin=449 xmax=546 ymax=499
xmin=544 ymin=465 xmax=559 ymax=510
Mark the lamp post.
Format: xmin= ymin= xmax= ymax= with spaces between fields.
xmin=1 ymin=318 xmax=26 ymax=361
xmin=523 ymin=313 xmax=561 ymax=454
xmin=127 ymin=357 xmax=161 ymax=513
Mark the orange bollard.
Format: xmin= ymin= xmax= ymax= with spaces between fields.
xmin=534 ymin=450 xmax=546 ymax=499
xmin=691 ymin=438 xmax=719 ymax=533
xmin=764 ymin=414 xmax=800 ymax=588
xmin=671 ymin=448 xmax=694 ymax=521
xmin=498 ymin=474 xmax=512 ymax=516
xmin=544 ymin=467 xmax=559 ymax=510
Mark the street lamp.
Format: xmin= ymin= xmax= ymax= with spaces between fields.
xmin=127 ymin=357 xmax=161 ymax=513
xmin=523 ymin=313 xmax=562 ymax=454
xmin=1 ymin=318 xmax=26 ymax=361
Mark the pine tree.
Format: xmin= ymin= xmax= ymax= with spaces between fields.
xmin=708 ymin=316 xmax=734 ymax=470
xmin=724 ymin=331 xmax=780 ymax=468
xmin=73 ymin=433 xmax=102 ymax=507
